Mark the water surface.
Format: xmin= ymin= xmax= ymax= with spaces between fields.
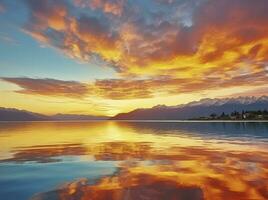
xmin=0 ymin=121 xmax=268 ymax=200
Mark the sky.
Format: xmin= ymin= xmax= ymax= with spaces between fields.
xmin=0 ymin=0 xmax=268 ymax=116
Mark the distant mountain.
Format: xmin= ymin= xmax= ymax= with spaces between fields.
xmin=2 ymin=96 xmax=268 ymax=121
xmin=111 ymin=96 xmax=268 ymax=120
xmin=0 ymin=107 xmax=108 ymax=121
xmin=0 ymin=107 xmax=50 ymax=121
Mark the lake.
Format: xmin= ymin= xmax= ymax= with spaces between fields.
xmin=0 ymin=121 xmax=268 ymax=200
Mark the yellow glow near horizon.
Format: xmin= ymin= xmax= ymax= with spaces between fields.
xmin=1 ymin=80 xmax=267 ymax=116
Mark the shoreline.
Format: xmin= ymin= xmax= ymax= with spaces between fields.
xmin=0 ymin=120 xmax=268 ymax=123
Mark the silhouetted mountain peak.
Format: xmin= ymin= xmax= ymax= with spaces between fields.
xmin=185 ymin=96 xmax=267 ymax=107
xmin=152 ymin=104 xmax=168 ymax=109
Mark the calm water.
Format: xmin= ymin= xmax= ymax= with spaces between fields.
xmin=0 ymin=121 xmax=268 ymax=200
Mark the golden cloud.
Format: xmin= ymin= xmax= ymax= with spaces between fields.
xmin=12 ymin=0 xmax=268 ymax=101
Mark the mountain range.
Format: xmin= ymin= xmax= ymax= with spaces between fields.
xmin=0 ymin=107 xmax=108 ymax=121
xmin=111 ymin=96 xmax=268 ymax=120
xmin=1 ymin=96 xmax=268 ymax=121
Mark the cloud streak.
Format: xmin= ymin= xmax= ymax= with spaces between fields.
xmin=1 ymin=78 xmax=89 ymax=98
xmin=2 ymin=72 xmax=268 ymax=100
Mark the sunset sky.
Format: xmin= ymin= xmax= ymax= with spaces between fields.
xmin=0 ymin=0 xmax=268 ymax=116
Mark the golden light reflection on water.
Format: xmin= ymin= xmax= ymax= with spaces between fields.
xmin=0 ymin=121 xmax=268 ymax=200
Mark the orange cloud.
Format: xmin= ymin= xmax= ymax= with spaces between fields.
xmin=22 ymin=0 xmax=268 ymax=84
xmin=25 ymin=0 xmax=68 ymax=31
xmin=94 ymin=79 xmax=154 ymax=100
xmin=74 ymin=0 xmax=125 ymax=16
xmin=2 ymin=77 xmax=155 ymax=100
xmin=6 ymin=0 xmax=266 ymax=104
xmin=24 ymin=0 xmax=120 ymax=64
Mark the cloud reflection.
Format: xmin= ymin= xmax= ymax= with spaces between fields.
xmin=3 ymin=141 xmax=268 ymax=199
xmin=1 ymin=143 xmax=87 ymax=163
xmin=1 ymin=122 xmax=268 ymax=199
xmin=28 ymin=141 xmax=268 ymax=199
